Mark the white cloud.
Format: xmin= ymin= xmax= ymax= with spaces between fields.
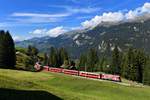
xmin=31 ymin=29 xmax=47 ymax=35
xmin=11 ymin=12 xmax=71 ymax=18
xmin=81 ymin=2 xmax=150 ymax=28
xmin=10 ymin=12 xmax=71 ymax=24
xmin=81 ymin=12 xmax=124 ymax=28
xmin=13 ymin=36 xmax=20 ymax=41
xmin=66 ymin=7 xmax=100 ymax=14
xmin=30 ymin=26 xmax=67 ymax=37
xmin=49 ymin=5 xmax=100 ymax=14
xmin=11 ymin=17 xmax=60 ymax=23
xmin=142 ymin=2 xmax=150 ymax=12
xmin=46 ymin=26 xmax=67 ymax=37
xmin=13 ymin=36 xmax=25 ymax=42
xmin=10 ymin=6 xmax=100 ymax=24
xmin=125 ymin=2 xmax=150 ymax=20
xmin=125 ymin=10 xmax=137 ymax=20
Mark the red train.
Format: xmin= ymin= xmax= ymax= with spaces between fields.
xmin=43 ymin=66 xmax=121 ymax=82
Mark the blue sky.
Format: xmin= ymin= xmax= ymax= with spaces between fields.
xmin=0 ymin=0 xmax=150 ymax=41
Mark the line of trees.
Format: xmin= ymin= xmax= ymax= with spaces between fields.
xmin=43 ymin=47 xmax=76 ymax=69
xmin=111 ymin=46 xmax=150 ymax=85
xmin=0 ymin=30 xmax=16 ymax=69
xmin=78 ymin=48 xmax=99 ymax=72
xmin=15 ymin=46 xmax=74 ymax=71
xmin=77 ymin=46 xmax=150 ymax=85
xmin=16 ymin=44 xmax=150 ymax=85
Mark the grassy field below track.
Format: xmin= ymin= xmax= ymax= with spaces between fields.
xmin=0 ymin=69 xmax=150 ymax=100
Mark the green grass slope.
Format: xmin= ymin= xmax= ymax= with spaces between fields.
xmin=0 ymin=69 xmax=150 ymax=100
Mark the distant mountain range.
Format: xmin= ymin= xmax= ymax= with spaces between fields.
xmin=16 ymin=19 xmax=150 ymax=58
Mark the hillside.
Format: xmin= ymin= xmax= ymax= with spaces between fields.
xmin=0 ymin=69 xmax=150 ymax=100
xmin=16 ymin=19 xmax=150 ymax=58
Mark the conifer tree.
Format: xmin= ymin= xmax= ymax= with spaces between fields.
xmin=98 ymin=55 xmax=108 ymax=72
xmin=111 ymin=45 xmax=121 ymax=75
xmin=79 ymin=53 xmax=87 ymax=71
xmin=87 ymin=48 xmax=98 ymax=72
xmin=27 ymin=45 xmax=39 ymax=63
xmin=43 ymin=53 xmax=48 ymax=65
xmin=143 ymin=57 xmax=150 ymax=85
xmin=27 ymin=45 xmax=32 ymax=56
xmin=0 ymin=30 xmax=16 ymax=68
xmin=121 ymin=53 xmax=128 ymax=77
xmin=6 ymin=31 xmax=16 ymax=68
xmin=130 ymin=50 xmax=138 ymax=81
xmin=49 ymin=47 xmax=58 ymax=67
xmin=134 ymin=50 xmax=146 ymax=82
xmin=57 ymin=47 xmax=69 ymax=67
xmin=125 ymin=48 xmax=134 ymax=80
xmin=122 ymin=48 xmax=146 ymax=83
xmin=0 ymin=30 xmax=6 ymax=68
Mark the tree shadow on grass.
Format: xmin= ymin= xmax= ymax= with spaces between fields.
xmin=0 ymin=88 xmax=62 ymax=100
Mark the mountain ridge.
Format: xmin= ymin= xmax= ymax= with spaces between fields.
xmin=16 ymin=19 xmax=150 ymax=58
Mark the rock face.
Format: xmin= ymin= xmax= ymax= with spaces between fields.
xmin=16 ymin=19 xmax=150 ymax=58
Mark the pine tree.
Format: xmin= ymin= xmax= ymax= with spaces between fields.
xmin=125 ymin=48 xmax=134 ymax=80
xmin=121 ymin=53 xmax=128 ymax=77
xmin=32 ymin=46 xmax=39 ymax=56
xmin=98 ymin=55 xmax=108 ymax=72
xmin=27 ymin=45 xmax=38 ymax=56
xmin=43 ymin=53 xmax=48 ymax=65
xmin=111 ymin=45 xmax=121 ymax=75
xmin=27 ymin=45 xmax=32 ymax=56
xmin=49 ymin=47 xmax=58 ymax=67
xmin=27 ymin=45 xmax=39 ymax=63
xmin=143 ymin=57 xmax=150 ymax=85
xmin=0 ymin=30 xmax=6 ymax=68
xmin=79 ymin=53 xmax=87 ymax=71
xmin=87 ymin=48 xmax=98 ymax=72
xmin=0 ymin=30 xmax=16 ymax=68
xmin=134 ymin=50 xmax=146 ymax=82
xmin=130 ymin=50 xmax=138 ymax=81
xmin=122 ymin=48 xmax=146 ymax=83
xmin=57 ymin=47 xmax=69 ymax=67
xmin=5 ymin=31 xmax=16 ymax=68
